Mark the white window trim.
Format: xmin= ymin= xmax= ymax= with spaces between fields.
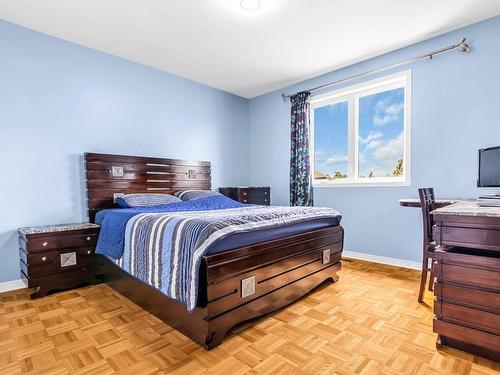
xmin=310 ymin=70 xmax=412 ymax=188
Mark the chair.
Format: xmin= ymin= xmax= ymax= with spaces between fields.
xmin=418 ymin=188 xmax=437 ymax=303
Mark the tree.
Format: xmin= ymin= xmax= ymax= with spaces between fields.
xmin=333 ymin=171 xmax=347 ymax=179
xmin=392 ymin=159 xmax=404 ymax=177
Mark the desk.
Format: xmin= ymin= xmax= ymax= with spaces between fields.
xmin=398 ymin=198 xmax=460 ymax=208
xmin=431 ymin=201 xmax=500 ymax=361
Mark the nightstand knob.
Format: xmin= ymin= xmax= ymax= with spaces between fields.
xmin=41 ymin=256 xmax=47 ymax=262
xmin=42 ymin=241 xmax=48 ymax=247
xmin=243 ymin=199 xmax=247 ymax=203
xmin=87 ymin=250 xmax=91 ymax=255
xmin=243 ymin=192 xmax=247 ymax=196
xmin=86 ymin=236 xmax=91 ymax=241
xmin=264 ymin=192 xmax=268 ymax=195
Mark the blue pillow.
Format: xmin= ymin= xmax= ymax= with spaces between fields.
xmin=116 ymin=193 xmax=182 ymax=208
xmin=175 ymin=190 xmax=222 ymax=201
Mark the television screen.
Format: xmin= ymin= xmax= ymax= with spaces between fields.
xmin=478 ymin=147 xmax=500 ymax=187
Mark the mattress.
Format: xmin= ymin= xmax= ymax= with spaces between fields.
xmin=207 ymin=217 xmax=339 ymax=254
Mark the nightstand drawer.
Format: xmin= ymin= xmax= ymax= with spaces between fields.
xmin=238 ymin=189 xmax=268 ymax=199
xmin=20 ymin=247 xmax=95 ymax=277
xmin=21 ymin=269 xmax=98 ymax=291
xmin=20 ymin=232 xmax=98 ymax=253
xmin=19 ymin=247 xmax=95 ymax=266
xmin=220 ymin=187 xmax=271 ymax=205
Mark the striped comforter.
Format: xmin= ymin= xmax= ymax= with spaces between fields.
xmin=114 ymin=205 xmax=341 ymax=312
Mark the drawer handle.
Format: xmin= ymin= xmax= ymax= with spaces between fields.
xmin=243 ymin=199 xmax=247 ymax=203
xmin=87 ymin=250 xmax=92 ymax=255
xmin=265 ymin=192 xmax=268 ymax=195
xmin=86 ymin=236 xmax=92 ymax=241
xmin=42 ymin=241 xmax=48 ymax=247
xmin=243 ymin=192 xmax=247 ymax=196
xmin=41 ymin=256 xmax=47 ymax=262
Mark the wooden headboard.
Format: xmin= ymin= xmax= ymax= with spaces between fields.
xmin=84 ymin=152 xmax=211 ymax=222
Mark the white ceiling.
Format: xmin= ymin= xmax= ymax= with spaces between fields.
xmin=1 ymin=0 xmax=500 ymax=98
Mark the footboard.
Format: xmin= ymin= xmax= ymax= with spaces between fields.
xmin=201 ymin=225 xmax=344 ymax=348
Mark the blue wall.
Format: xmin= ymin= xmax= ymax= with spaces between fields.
xmin=0 ymin=20 xmax=249 ymax=282
xmin=1 ymin=16 xmax=499 ymax=283
xmin=248 ymin=16 xmax=500 ymax=263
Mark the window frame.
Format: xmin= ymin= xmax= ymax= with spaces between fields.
xmin=310 ymin=70 xmax=412 ymax=187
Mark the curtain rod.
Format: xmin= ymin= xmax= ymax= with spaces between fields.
xmin=281 ymin=37 xmax=470 ymax=102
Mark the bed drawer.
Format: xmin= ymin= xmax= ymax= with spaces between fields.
xmin=20 ymin=232 xmax=98 ymax=253
xmin=434 ymin=301 xmax=500 ymax=336
xmin=435 ymin=283 xmax=500 ymax=313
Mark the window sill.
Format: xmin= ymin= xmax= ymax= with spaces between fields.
xmin=313 ymin=179 xmax=410 ymax=188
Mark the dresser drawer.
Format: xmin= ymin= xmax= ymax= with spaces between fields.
xmin=435 ymin=250 xmax=500 ymax=293
xmin=433 ymin=318 xmax=500 ymax=354
xmin=435 ymin=249 xmax=500 ymax=270
xmin=20 ymin=232 xmax=98 ymax=253
xmin=435 ymin=301 xmax=500 ymax=336
xmin=20 ymin=247 xmax=95 ymax=277
xmin=435 ymin=283 xmax=500 ymax=313
xmin=436 ymin=264 xmax=500 ymax=293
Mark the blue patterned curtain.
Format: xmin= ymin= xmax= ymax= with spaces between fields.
xmin=290 ymin=91 xmax=313 ymax=206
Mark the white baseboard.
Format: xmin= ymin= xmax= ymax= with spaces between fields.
xmin=342 ymin=250 xmax=421 ymax=270
xmin=0 ymin=279 xmax=26 ymax=293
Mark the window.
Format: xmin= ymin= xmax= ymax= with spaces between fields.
xmin=311 ymin=71 xmax=411 ymax=186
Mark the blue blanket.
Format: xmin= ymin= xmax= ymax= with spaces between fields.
xmin=95 ymin=195 xmax=246 ymax=259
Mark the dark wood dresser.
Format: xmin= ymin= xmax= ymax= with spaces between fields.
xmin=18 ymin=223 xmax=103 ymax=298
xmin=432 ymin=202 xmax=500 ymax=362
xmin=219 ymin=186 xmax=270 ymax=205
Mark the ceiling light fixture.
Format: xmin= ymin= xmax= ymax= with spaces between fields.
xmin=240 ymin=0 xmax=261 ymax=11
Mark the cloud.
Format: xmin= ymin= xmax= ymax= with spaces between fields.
xmin=373 ymin=98 xmax=403 ymax=126
xmin=365 ymin=139 xmax=384 ymax=151
xmin=373 ymin=132 xmax=404 ymax=162
xmin=359 ymin=130 xmax=383 ymax=145
xmin=321 ymin=154 xmax=348 ymax=167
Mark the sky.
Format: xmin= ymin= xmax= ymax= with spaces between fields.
xmin=314 ymin=87 xmax=404 ymax=178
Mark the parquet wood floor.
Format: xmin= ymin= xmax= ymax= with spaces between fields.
xmin=1 ymin=259 xmax=499 ymax=374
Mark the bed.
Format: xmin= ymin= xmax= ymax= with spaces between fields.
xmin=85 ymin=152 xmax=344 ymax=349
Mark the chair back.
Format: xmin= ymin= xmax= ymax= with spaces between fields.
xmin=418 ymin=188 xmax=436 ymax=247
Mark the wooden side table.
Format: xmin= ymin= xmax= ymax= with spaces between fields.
xmin=18 ymin=223 xmax=104 ymax=298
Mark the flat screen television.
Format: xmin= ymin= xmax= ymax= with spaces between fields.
xmin=478 ymin=146 xmax=500 ymax=188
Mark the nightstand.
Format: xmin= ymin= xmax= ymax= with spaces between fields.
xmin=18 ymin=223 xmax=103 ymax=298
xmin=219 ymin=186 xmax=271 ymax=205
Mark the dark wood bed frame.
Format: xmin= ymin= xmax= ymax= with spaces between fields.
xmin=85 ymin=152 xmax=344 ymax=349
